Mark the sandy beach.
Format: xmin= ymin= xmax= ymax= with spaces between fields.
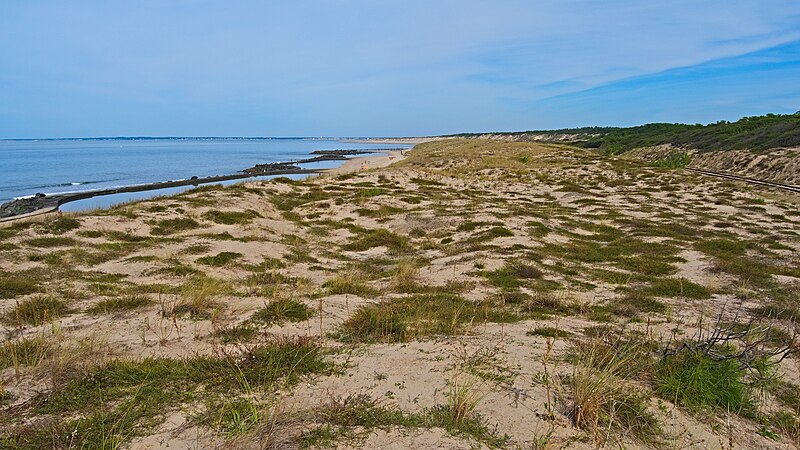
xmin=324 ymin=149 xmax=407 ymax=175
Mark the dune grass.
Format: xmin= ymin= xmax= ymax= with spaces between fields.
xmin=196 ymin=251 xmax=243 ymax=267
xmin=655 ymin=352 xmax=754 ymax=415
xmin=338 ymin=293 xmax=522 ymax=343
xmin=342 ymin=228 xmax=409 ymax=253
xmin=25 ymin=236 xmax=77 ymax=248
xmin=0 ymin=274 xmax=40 ymax=299
xmin=150 ymin=217 xmax=202 ymax=236
xmin=202 ymin=209 xmax=262 ymax=225
xmin=87 ymin=294 xmax=153 ymax=315
xmin=250 ymin=298 xmax=312 ymax=326
xmin=322 ymin=272 xmax=380 ymax=297
xmin=5 ymin=295 xmax=71 ymax=326
xmin=566 ymin=339 xmax=660 ymax=444
xmin=3 ymin=338 xmax=330 ymax=449
xmin=173 ymin=276 xmax=228 ymax=318
xmin=0 ymin=335 xmax=53 ymax=370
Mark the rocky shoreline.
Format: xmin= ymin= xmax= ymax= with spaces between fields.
xmin=0 ymin=150 xmax=387 ymax=220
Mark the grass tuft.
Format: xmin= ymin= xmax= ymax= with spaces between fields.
xmin=196 ymin=251 xmax=242 ymax=267
xmin=655 ymin=351 xmax=753 ymax=415
xmin=0 ymin=274 xmax=40 ymax=299
xmin=342 ymin=228 xmax=409 ymax=253
xmin=87 ymin=295 xmax=153 ymax=315
xmin=202 ymin=209 xmax=262 ymax=225
xmin=25 ymin=236 xmax=77 ymax=248
xmin=251 ymin=298 xmax=312 ymax=326
xmin=5 ymin=295 xmax=71 ymax=326
xmin=566 ymin=338 xmax=660 ymax=443
xmin=323 ymin=272 xmax=380 ymax=297
xmin=150 ymin=217 xmax=202 ymax=235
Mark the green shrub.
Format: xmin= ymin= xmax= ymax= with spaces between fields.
xmin=652 ymin=152 xmax=690 ymax=169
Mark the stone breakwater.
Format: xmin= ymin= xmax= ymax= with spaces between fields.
xmin=0 ymin=151 xmax=386 ymax=220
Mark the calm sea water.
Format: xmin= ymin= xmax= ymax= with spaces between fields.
xmin=0 ymin=138 xmax=407 ymax=208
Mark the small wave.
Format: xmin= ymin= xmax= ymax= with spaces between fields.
xmin=5 ymin=178 xmax=125 ymax=191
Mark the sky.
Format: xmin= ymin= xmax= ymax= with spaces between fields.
xmin=1 ymin=1 xmax=799 ymax=138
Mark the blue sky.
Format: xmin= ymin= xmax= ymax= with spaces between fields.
xmin=1 ymin=1 xmax=799 ymax=138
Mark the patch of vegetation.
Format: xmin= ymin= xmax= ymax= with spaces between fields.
xmin=214 ymin=323 xmax=258 ymax=344
xmin=652 ymin=151 xmax=690 ymax=168
xmin=655 ymin=352 xmax=754 ymax=415
xmin=0 ymin=227 xmax=19 ymax=241
xmin=150 ymin=217 xmax=202 ymax=236
xmin=301 ymin=392 xmax=507 ymax=449
xmin=695 ymin=238 xmax=751 ymax=258
xmin=323 ymin=272 xmax=380 ymax=297
xmin=471 ymin=226 xmax=513 ymax=242
xmin=645 ymin=278 xmax=711 ymax=299
xmin=0 ymin=336 xmax=53 ymax=370
xmin=4 ymin=338 xmax=330 ymax=449
xmin=270 ymin=187 xmax=330 ymax=211
xmin=202 ymin=209 xmax=262 ymax=225
xmin=4 ymin=295 xmax=71 ymax=326
xmin=25 ymin=236 xmax=77 ymax=248
xmin=342 ymin=228 xmax=409 ymax=253
xmin=0 ymin=274 xmax=40 ymax=299
xmin=39 ymin=217 xmax=81 ymax=235
xmin=195 ymin=251 xmax=243 ymax=267
xmin=338 ymin=293 xmax=520 ymax=343
xmin=250 ymin=298 xmax=312 ymax=326
xmin=390 ymin=258 xmax=422 ymax=293
xmin=526 ymin=327 xmax=572 ymax=338
xmin=173 ymin=276 xmax=228 ymax=319
xmin=457 ymin=221 xmax=494 ymax=232
xmin=480 ymin=262 xmax=543 ymax=291
xmin=567 ymin=339 xmax=661 ymax=444
xmin=410 ymin=177 xmax=444 ymax=186
xmin=610 ymin=290 xmax=667 ymax=318
xmin=355 ymin=205 xmax=405 ymax=219
xmin=146 ymin=260 xmax=202 ymax=277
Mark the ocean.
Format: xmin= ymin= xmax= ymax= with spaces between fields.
xmin=0 ymin=138 xmax=408 ymax=211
